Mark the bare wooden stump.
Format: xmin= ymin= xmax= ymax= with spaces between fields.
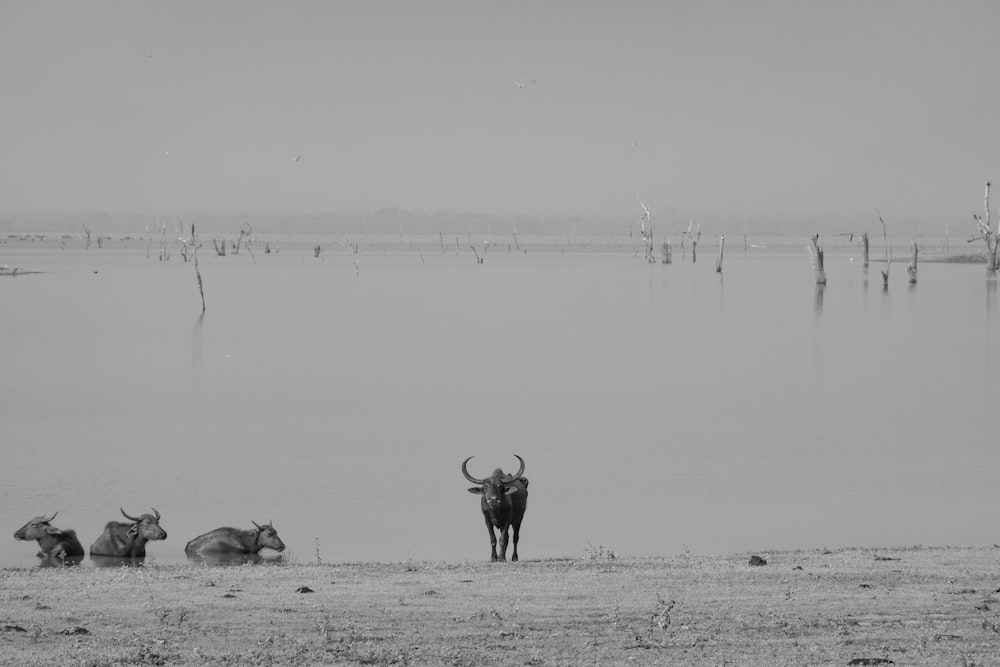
xmin=906 ymin=241 xmax=918 ymax=284
xmin=808 ymin=234 xmax=827 ymax=285
xmin=194 ymin=254 xmax=206 ymax=313
xmin=972 ymin=181 xmax=998 ymax=272
xmin=878 ymin=213 xmax=891 ymax=290
xmin=661 ymin=240 xmax=672 ymax=264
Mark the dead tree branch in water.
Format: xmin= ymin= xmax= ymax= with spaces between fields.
xmin=878 ymin=211 xmax=891 ymax=290
xmin=159 ymin=221 xmax=171 ymax=261
xmin=906 ymin=240 xmax=918 ymax=284
xmin=808 ymin=234 xmax=827 ymax=285
xmin=178 ymin=222 xmax=200 ymax=262
xmin=194 ymin=252 xmax=206 ymax=313
xmin=339 ymin=237 xmax=359 ymax=276
xmin=716 ymin=235 xmax=725 ymax=273
xmin=637 ymin=195 xmax=655 ymax=263
xmin=469 ymin=245 xmax=483 ymax=264
xmin=242 ymin=224 xmax=256 ymax=264
xmin=682 ymin=221 xmax=701 ymax=263
xmin=972 ymin=181 xmax=998 ymax=271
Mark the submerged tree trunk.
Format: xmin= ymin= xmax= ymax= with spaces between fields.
xmin=906 ymin=241 xmax=918 ymax=284
xmin=808 ymin=234 xmax=827 ymax=285
xmin=861 ymin=232 xmax=870 ymax=269
xmin=878 ymin=213 xmax=891 ymax=290
xmin=973 ymin=181 xmax=998 ymax=272
xmin=716 ymin=236 xmax=725 ymax=273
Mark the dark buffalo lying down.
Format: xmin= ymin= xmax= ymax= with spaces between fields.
xmin=462 ymin=455 xmax=528 ymax=562
xmin=90 ymin=507 xmax=168 ymax=558
xmin=185 ymin=521 xmax=286 ymax=556
xmin=13 ymin=512 xmax=85 ymax=563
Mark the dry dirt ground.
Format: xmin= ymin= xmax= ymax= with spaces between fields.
xmin=1 ymin=546 xmax=999 ymax=666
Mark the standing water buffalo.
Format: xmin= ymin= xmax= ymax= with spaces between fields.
xmin=89 ymin=508 xmax=168 ymax=558
xmin=462 ymin=455 xmax=528 ymax=562
xmin=13 ymin=512 xmax=85 ymax=563
xmin=184 ymin=521 xmax=286 ymax=557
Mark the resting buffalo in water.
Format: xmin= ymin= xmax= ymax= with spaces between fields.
xmin=184 ymin=521 xmax=286 ymax=556
xmin=13 ymin=512 xmax=85 ymax=563
xmin=462 ymin=455 xmax=528 ymax=562
xmin=89 ymin=508 xmax=168 ymax=558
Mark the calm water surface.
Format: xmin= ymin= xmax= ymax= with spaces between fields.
xmin=1 ymin=239 xmax=997 ymax=568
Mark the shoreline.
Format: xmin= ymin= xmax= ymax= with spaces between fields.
xmin=2 ymin=545 xmax=999 ymax=665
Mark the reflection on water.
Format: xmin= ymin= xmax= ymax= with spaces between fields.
xmin=191 ymin=312 xmax=204 ymax=369
xmin=2 ymin=245 xmax=999 ymax=567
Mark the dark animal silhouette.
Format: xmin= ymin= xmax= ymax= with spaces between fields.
xmin=185 ymin=521 xmax=285 ymax=556
xmin=13 ymin=512 xmax=85 ymax=563
xmin=89 ymin=507 xmax=168 ymax=557
xmin=462 ymin=455 xmax=528 ymax=562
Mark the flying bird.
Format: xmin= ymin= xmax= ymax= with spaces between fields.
xmin=293 ymin=155 xmax=302 ymax=163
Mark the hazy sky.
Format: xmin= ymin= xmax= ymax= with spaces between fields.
xmin=2 ymin=1 xmax=998 ymax=219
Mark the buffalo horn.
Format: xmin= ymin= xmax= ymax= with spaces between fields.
xmin=43 ymin=511 xmax=58 ymax=523
xmin=461 ymin=457 xmax=485 ymax=485
xmin=151 ymin=507 xmax=161 ymax=521
xmin=120 ymin=507 xmax=141 ymax=522
xmin=251 ymin=520 xmax=263 ymax=531
xmin=508 ymin=455 xmax=526 ymax=481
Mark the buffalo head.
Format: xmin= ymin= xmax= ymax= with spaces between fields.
xmin=252 ymin=520 xmax=286 ymax=552
xmin=14 ymin=512 xmax=60 ymax=542
xmin=463 ymin=455 xmax=526 ymax=506
xmin=121 ymin=507 xmax=168 ymax=542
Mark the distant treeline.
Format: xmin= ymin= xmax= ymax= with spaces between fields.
xmin=0 ymin=207 xmax=954 ymax=239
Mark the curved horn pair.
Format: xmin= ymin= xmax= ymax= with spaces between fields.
xmin=121 ymin=507 xmax=159 ymax=522
xmin=42 ymin=511 xmax=58 ymax=523
xmin=461 ymin=455 xmax=525 ymax=484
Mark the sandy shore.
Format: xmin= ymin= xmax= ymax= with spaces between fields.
xmin=1 ymin=546 xmax=999 ymax=666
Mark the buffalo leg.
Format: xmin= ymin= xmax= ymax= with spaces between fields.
xmin=497 ymin=525 xmax=510 ymax=562
xmin=484 ymin=518 xmax=499 ymax=561
xmin=511 ymin=520 xmax=521 ymax=562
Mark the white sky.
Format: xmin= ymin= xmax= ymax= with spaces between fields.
xmin=1 ymin=0 xmax=998 ymax=219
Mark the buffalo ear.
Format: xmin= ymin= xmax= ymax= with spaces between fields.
xmin=45 ymin=525 xmax=62 ymax=535
xmin=504 ymin=485 xmax=519 ymax=495
xmin=467 ymin=487 xmax=484 ymax=495
xmin=127 ymin=525 xmax=139 ymax=537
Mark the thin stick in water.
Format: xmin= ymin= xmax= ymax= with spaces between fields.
xmin=194 ymin=254 xmax=206 ymax=313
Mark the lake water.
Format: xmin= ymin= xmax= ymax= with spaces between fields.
xmin=2 ymin=236 xmax=997 ymax=568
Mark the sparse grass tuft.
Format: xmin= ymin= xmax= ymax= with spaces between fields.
xmin=583 ymin=542 xmax=617 ymax=561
